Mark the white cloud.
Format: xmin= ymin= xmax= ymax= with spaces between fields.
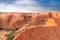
xmin=0 ymin=0 xmax=52 ymax=12
xmin=0 ymin=3 xmax=35 ymax=12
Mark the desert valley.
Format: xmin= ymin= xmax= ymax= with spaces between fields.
xmin=0 ymin=11 xmax=60 ymax=40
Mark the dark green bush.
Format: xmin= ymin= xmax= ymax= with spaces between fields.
xmin=5 ymin=34 xmax=14 ymax=40
xmin=5 ymin=31 xmax=15 ymax=40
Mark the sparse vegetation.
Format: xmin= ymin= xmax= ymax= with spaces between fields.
xmin=5 ymin=31 xmax=15 ymax=40
xmin=5 ymin=33 xmax=14 ymax=40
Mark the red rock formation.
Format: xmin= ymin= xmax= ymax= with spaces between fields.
xmin=9 ymin=13 xmax=25 ymax=29
xmin=0 ymin=13 xmax=13 ymax=29
xmin=0 ymin=12 xmax=60 ymax=29
xmin=14 ymin=27 xmax=58 ymax=40
xmin=0 ymin=13 xmax=49 ymax=29
xmin=0 ymin=12 xmax=60 ymax=40
xmin=13 ymin=12 xmax=60 ymax=40
xmin=13 ymin=18 xmax=60 ymax=40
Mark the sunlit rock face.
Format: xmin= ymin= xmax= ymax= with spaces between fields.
xmin=44 ymin=18 xmax=57 ymax=27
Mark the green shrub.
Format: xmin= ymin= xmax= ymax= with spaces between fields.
xmin=5 ymin=34 xmax=14 ymax=40
xmin=5 ymin=31 xmax=15 ymax=40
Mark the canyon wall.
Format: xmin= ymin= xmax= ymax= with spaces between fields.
xmin=0 ymin=12 xmax=59 ymax=30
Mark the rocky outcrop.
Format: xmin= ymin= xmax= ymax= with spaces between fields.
xmin=13 ymin=18 xmax=60 ymax=40
xmin=0 ymin=11 xmax=59 ymax=30
xmin=13 ymin=11 xmax=60 ymax=40
xmin=0 ymin=12 xmax=49 ymax=30
xmin=0 ymin=12 xmax=60 ymax=40
xmin=14 ymin=27 xmax=57 ymax=40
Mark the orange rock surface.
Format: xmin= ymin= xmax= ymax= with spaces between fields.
xmin=13 ymin=12 xmax=60 ymax=40
xmin=14 ymin=18 xmax=60 ymax=40
xmin=0 ymin=12 xmax=49 ymax=29
xmin=0 ymin=12 xmax=60 ymax=40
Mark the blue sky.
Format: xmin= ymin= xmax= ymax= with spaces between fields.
xmin=0 ymin=0 xmax=60 ymax=12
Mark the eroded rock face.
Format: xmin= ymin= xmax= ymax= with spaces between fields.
xmin=0 ymin=14 xmax=13 ymax=29
xmin=13 ymin=18 xmax=60 ymax=40
xmin=13 ymin=12 xmax=60 ymax=40
xmin=0 ymin=13 xmax=49 ymax=30
xmin=9 ymin=13 xmax=25 ymax=29
xmin=0 ymin=12 xmax=59 ymax=30
xmin=0 ymin=12 xmax=60 ymax=40
xmin=31 ymin=15 xmax=49 ymax=25
xmin=14 ymin=27 xmax=57 ymax=40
